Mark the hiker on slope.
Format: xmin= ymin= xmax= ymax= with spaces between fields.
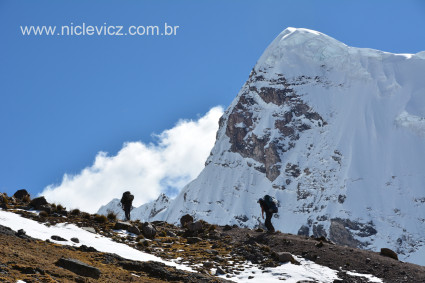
xmin=120 ymin=191 xmax=134 ymax=221
xmin=258 ymin=195 xmax=278 ymax=232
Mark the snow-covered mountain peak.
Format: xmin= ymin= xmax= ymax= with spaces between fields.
xmin=99 ymin=28 xmax=425 ymax=265
xmin=256 ymin=27 xmax=348 ymax=76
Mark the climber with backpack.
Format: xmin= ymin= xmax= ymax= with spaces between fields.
xmin=258 ymin=195 xmax=278 ymax=232
xmin=120 ymin=191 xmax=134 ymax=221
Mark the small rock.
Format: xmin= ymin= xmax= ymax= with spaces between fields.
xmin=71 ymin=237 xmax=80 ymax=243
xmin=186 ymin=237 xmax=202 ymax=244
xmin=78 ymin=245 xmax=98 ymax=252
xmin=16 ymin=229 xmax=26 ymax=236
xmin=51 ymin=235 xmax=67 ymax=241
xmin=216 ymin=266 xmax=226 ymax=275
xmin=366 ymin=258 xmax=371 ymax=263
xmin=380 ymin=248 xmax=398 ymax=260
xmin=315 ymin=241 xmax=324 ymax=248
xmin=55 ymin=257 xmax=101 ymax=279
xmin=166 ymin=231 xmax=176 ymax=237
xmin=180 ymin=214 xmax=194 ymax=227
xmin=203 ymin=261 xmax=214 ymax=268
xmin=205 ymin=249 xmax=219 ymax=255
xmin=81 ymin=227 xmax=96 ymax=234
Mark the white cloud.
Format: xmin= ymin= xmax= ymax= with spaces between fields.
xmin=41 ymin=106 xmax=224 ymax=213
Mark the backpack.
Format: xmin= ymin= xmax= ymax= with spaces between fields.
xmin=264 ymin=195 xmax=278 ymax=213
xmin=121 ymin=191 xmax=134 ymax=204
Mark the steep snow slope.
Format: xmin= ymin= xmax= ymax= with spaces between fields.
xmin=100 ymin=28 xmax=425 ymax=265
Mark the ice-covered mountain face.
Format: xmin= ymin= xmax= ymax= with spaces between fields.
xmin=99 ymin=28 xmax=425 ymax=265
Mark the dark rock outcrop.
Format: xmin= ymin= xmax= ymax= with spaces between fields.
xmin=330 ymin=218 xmax=377 ymax=248
xmin=119 ymin=260 xmax=231 ymax=282
xmin=55 ymin=257 xmax=101 ymax=279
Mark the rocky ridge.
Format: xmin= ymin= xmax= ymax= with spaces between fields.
xmin=2 ymin=191 xmax=425 ymax=282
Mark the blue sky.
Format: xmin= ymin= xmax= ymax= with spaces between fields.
xmin=1 ymin=0 xmax=424 ymax=202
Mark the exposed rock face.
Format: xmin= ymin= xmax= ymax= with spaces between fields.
xmin=225 ymin=71 xmax=325 ymax=182
xmin=329 ymin=218 xmax=377 ymax=248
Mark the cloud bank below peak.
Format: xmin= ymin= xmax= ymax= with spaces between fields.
xmin=41 ymin=106 xmax=224 ymax=213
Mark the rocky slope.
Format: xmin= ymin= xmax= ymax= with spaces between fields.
xmin=100 ymin=27 xmax=425 ymax=265
xmin=2 ymin=192 xmax=425 ymax=282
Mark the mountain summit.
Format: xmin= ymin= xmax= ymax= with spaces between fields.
xmin=100 ymin=28 xmax=425 ymax=265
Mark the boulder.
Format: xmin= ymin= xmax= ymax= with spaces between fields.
xmin=71 ymin=237 xmax=80 ymax=243
xmin=128 ymin=226 xmax=140 ymax=235
xmin=13 ymin=189 xmax=30 ymax=200
xmin=277 ymin=252 xmax=296 ymax=263
xmin=180 ymin=214 xmax=194 ymax=227
xmin=380 ymin=248 xmax=398 ymax=260
xmin=30 ymin=196 xmax=48 ymax=210
xmin=39 ymin=204 xmax=52 ymax=214
xmin=114 ymin=221 xmax=132 ymax=230
xmin=142 ymin=222 xmax=157 ymax=239
xmin=55 ymin=257 xmax=101 ymax=279
xmin=188 ymin=221 xmax=203 ymax=233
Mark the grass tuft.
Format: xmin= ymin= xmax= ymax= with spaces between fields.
xmin=94 ymin=214 xmax=107 ymax=223
xmin=107 ymin=211 xmax=117 ymax=222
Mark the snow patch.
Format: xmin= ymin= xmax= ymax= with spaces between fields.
xmin=0 ymin=210 xmax=192 ymax=271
